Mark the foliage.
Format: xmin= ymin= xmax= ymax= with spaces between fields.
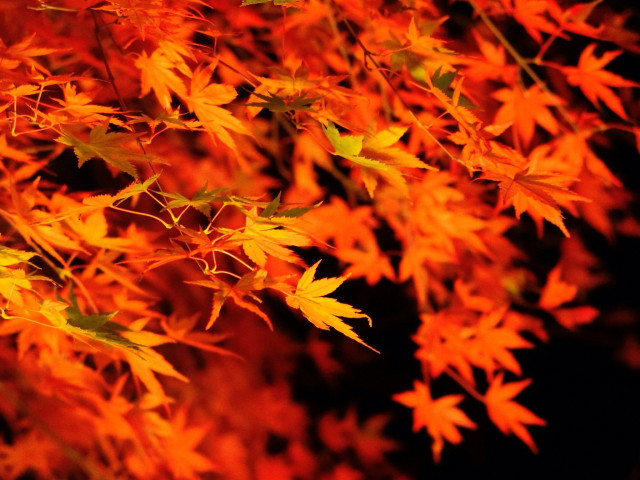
xmin=0 ymin=0 xmax=638 ymax=477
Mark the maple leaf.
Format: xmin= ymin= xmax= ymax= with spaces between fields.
xmin=219 ymin=207 xmax=311 ymax=267
xmin=303 ymin=197 xmax=378 ymax=250
xmin=431 ymin=67 xmax=475 ymax=108
xmin=415 ymin=311 xmax=477 ymax=384
xmin=57 ymin=126 xmax=153 ymax=179
xmin=0 ymin=180 xmax=83 ymax=265
xmin=323 ymin=121 xmax=390 ymax=171
xmin=492 ymin=85 xmax=561 ymax=146
xmin=508 ymin=0 xmax=560 ymax=43
xmin=485 ymin=374 xmax=546 ymax=452
xmin=324 ymin=122 xmax=434 ymax=196
xmin=185 ymin=63 xmax=251 ymax=152
xmin=51 ymin=83 xmax=118 ymax=125
xmin=285 ymin=261 xmax=377 ymax=352
xmin=318 ymin=409 xmax=397 ymax=464
xmin=551 ymin=131 xmax=621 ymax=187
xmin=187 ymin=269 xmax=274 ymax=330
xmin=360 ymin=126 xmax=436 ymax=171
xmin=135 ymin=42 xmax=189 ymax=109
xmin=0 ymin=245 xmax=36 ymax=267
xmin=112 ymin=173 xmax=162 ymax=204
xmin=548 ymin=0 xmax=604 ymax=38
xmin=465 ymin=33 xmax=516 ymax=84
xmin=37 ymin=293 xmax=141 ymax=353
xmin=0 ymin=246 xmax=40 ymax=308
xmin=466 ymin=307 xmax=533 ymax=376
xmin=393 ymin=381 xmax=476 ymax=462
xmin=484 ymin=169 xmax=589 ymax=237
xmin=124 ymin=345 xmax=188 ymax=399
xmin=385 ymin=17 xmax=447 ymax=83
xmin=563 ymin=44 xmax=639 ymax=119
xmin=161 ymin=314 xmax=242 ymax=359
xmin=160 ymin=408 xmax=217 ymax=479
xmin=0 ymin=430 xmax=59 ymax=479
xmin=0 ymin=34 xmax=58 ymax=73
xmin=335 ymin=237 xmax=396 ymax=285
xmin=0 ymin=133 xmax=32 ymax=162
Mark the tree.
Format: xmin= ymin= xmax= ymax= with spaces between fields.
xmin=0 ymin=0 xmax=638 ymax=478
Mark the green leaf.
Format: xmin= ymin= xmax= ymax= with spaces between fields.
xmin=247 ymin=91 xmax=289 ymax=112
xmin=66 ymin=310 xmax=116 ymax=330
xmin=431 ymin=66 xmax=456 ymax=91
xmin=288 ymin=92 xmax=322 ymax=111
xmin=65 ymin=287 xmax=116 ymax=330
xmin=63 ymin=286 xmax=140 ymax=350
xmin=259 ymin=192 xmax=281 ymax=218
xmin=430 ymin=67 xmax=475 ymax=109
xmin=384 ymin=34 xmax=427 ymax=84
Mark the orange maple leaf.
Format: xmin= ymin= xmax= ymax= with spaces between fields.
xmin=493 ymin=85 xmax=560 ymax=146
xmin=466 ymin=307 xmax=533 ymax=376
xmin=318 ymin=409 xmax=397 ymax=464
xmin=185 ymin=62 xmax=251 ymax=152
xmin=394 ymin=381 xmax=476 ymax=462
xmin=485 ymin=374 xmax=546 ymax=452
xmin=0 ymin=33 xmax=58 ymax=73
xmin=563 ymin=43 xmax=639 ymax=119
xmin=415 ymin=311 xmax=476 ymax=385
xmin=484 ymin=169 xmax=589 ymax=237
xmin=187 ymin=269 xmax=274 ymax=330
xmin=335 ymin=236 xmax=396 ymax=285
xmin=503 ymin=0 xmax=561 ymax=43
xmin=160 ymin=408 xmax=217 ymax=479
xmin=161 ymin=314 xmax=243 ymax=359
xmin=135 ymin=46 xmax=188 ymax=110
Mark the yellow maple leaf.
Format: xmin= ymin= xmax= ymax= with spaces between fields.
xmin=219 ymin=209 xmax=311 ymax=267
xmin=285 ymin=261 xmax=377 ymax=352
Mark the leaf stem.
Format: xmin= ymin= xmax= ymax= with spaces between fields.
xmin=444 ymin=366 xmax=485 ymax=403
